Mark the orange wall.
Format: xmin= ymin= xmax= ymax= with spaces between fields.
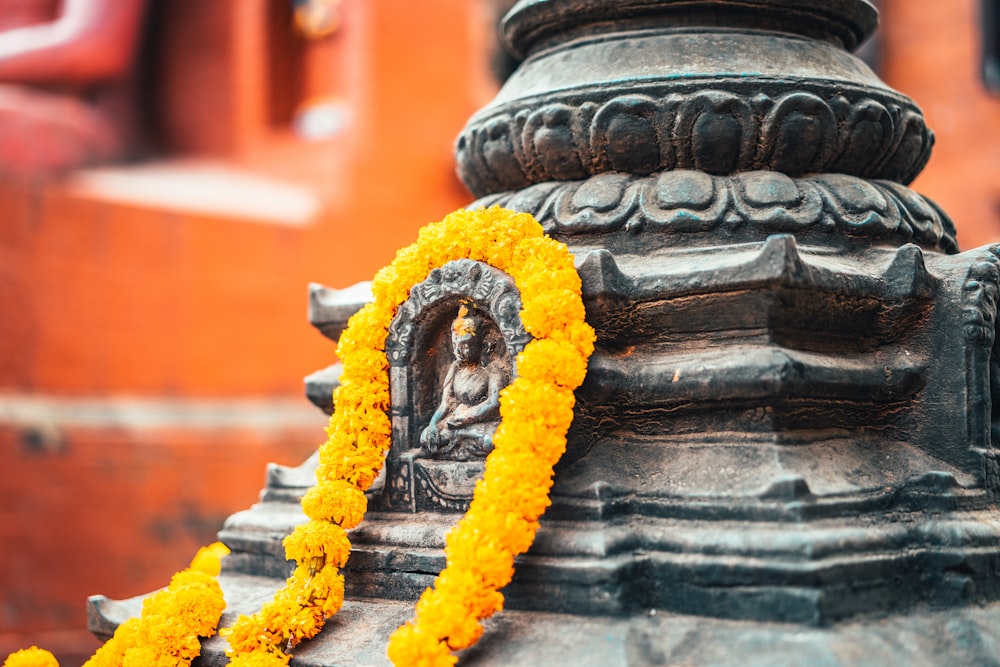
xmin=4 ymin=0 xmax=1000 ymax=664
xmin=0 ymin=1 xmax=496 ymax=663
xmin=0 ymin=425 xmax=319 ymax=663
xmin=0 ymin=183 xmax=331 ymax=396
xmin=882 ymin=0 xmax=1000 ymax=250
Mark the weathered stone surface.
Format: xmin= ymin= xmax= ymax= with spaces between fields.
xmin=93 ymin=576 xmax=1000 ymax=667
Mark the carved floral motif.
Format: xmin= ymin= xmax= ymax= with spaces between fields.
xmin=457 ymin=86 xmax=933 ymax=197
xmin=475 ymin=171 xmax=958 ymax=253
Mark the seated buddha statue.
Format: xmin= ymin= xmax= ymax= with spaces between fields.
xmin=419 ymin=305 xmax=511 ymax=462
xmin=0 ymin=0 xmax=146 ymax=178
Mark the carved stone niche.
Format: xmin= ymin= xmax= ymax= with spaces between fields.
xmin=379 ymin=258 xmax=529 ymax=513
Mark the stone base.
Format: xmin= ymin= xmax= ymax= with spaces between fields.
xmin=217 ymin=455 xmax=1000 ymax=625
xmin=89 ymin=573 xmax=1000 ymax=666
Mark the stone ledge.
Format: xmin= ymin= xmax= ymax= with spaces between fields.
xmin=87 ymin=573 xmax=1000 ymax=667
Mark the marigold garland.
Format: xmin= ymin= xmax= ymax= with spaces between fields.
xmin=2 ymin=648 xmax=58 ymax=667
xmin=5 ymin=207 xmax=591 ymax=667
xmin=385 ymin=209 xmax=593 ymax=665
xmin=3 ymin=544 xmax=230 ymax=667
xmin=84 ymin=543 xmax=229 ymax=667
xmin=224 ymin=206 xmax=594 ymax=665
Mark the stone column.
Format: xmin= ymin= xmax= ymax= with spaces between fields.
xmin=446 ymin=0 xmax=1000 ymax=629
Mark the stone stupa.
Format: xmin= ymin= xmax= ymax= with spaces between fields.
xmin=91 ymin=1 xmax=1000 ymax=664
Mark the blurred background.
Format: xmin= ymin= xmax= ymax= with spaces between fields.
xmin=0 ymin=0 xmax=998 ymax=664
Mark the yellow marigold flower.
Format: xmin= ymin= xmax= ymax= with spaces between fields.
xmin=316 ymin=448 xmax=385 ymax=489
xmin=340 ymin=347 xmax=390 ymax=381
xmin=286 ymin=604 xmax=326 ymax=646
xmin=414 ymin=221 xmax=456 ymax=257
xmin=300 ymin=480 xmax=368 ymax=527
xmin=371 ymin=263 xmax=406 ymax=306
xmin=442 ymin=531 xmax=515 ymax=588
xmin=339 ymin=378 xmax=391 ymax=411
xmin=339 ymin=303 xmax=391 ymax=352
xmin=169 ymin=567 xmax=214 ymax=590
xmin=377 ymin=246 xmax=429 ymax=302
xmin=435 ymin=566 xmax=508 ymax=616
xmin=228 ymin=653 xmax=291 ymax=667
xmin=508 ymin=234 xmax=575 ymax=275
xmin=120 ymin=645 xmax=156 ymax=667
xmin=76 ymin=552 xmax=225 ymax=667
xmin=456 ymin=582 xmax=505 ymax=620
xmin=308 ymin=565 xmax=346 ymax=617
xmin=411 ymin=591 xmax=470 ymax=642
xmin=552 ymin=318 xmax=597 ymax=359
xmin=219 ymin=615 xmax=259 ymax=653
xmin=457 ymin=506 xmax=541 ymax=556
xmin=516 ymin=338 xmax=588 ymax=389
xmin=3 ymin=647 xmax=58 ymax=667
xmin=500 ymin=381 xmax=576 ymax=432
xmin=387 ymin=624 xmax=458 ymax=667
xmin=167 ymin=574 xmax=226 ymax=637
xmin=329 ymin=390 xmax=392 ymax=432
xmin=443 ymin=614 xmax=484 ymax=651
xmin=83 ymin=618 xmax=139 ymax=667
xmin=283 ymin=520 xmax=352 ymax=567
xmin=491 ymin=422 xmax=566 ymax=469
xmin=519 ymin=288 xmax=588 ymax=339
xmin=187 ymin=542 xmax=231 ymax=576
xmin=223 ymin=606 xmax=288 ymax=655
xmin=495 ymin=208 xmax=545 ymax=240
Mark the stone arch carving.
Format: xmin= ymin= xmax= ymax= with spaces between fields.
xmin=381 ymin=258 xmax=530 ymax=512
